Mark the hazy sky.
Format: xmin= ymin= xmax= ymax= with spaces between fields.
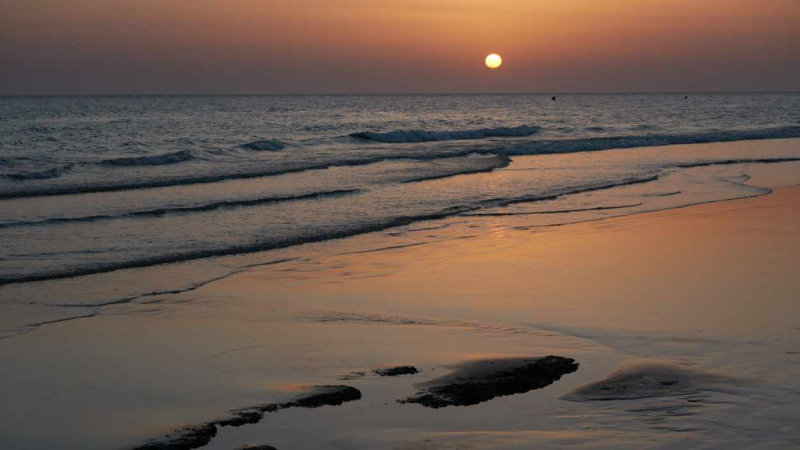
xmin=2 ymin=0 xmax=799 ymax=94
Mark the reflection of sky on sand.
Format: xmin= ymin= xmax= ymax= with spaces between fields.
xmin=1 ymin=142 xmax=800 ymax=449
xmin=0 ymin=301 xmax=616 ymax=450
xmin=207 ymin=187 xmax=800 ymax=449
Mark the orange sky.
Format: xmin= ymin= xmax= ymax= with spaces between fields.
xmin=2 ymin=0 xmax=799 ymax=94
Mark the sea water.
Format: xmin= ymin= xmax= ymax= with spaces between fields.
xmin=1 ymin=93 xmax=800 ymax=335
xmin=2 ymin=93 xmax=800 ymax=449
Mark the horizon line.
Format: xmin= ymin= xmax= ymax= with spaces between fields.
xmin=2 ymin=91 xmax=800 ymax=97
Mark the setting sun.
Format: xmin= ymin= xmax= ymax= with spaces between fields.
xmin=2 ymin=2 xmax=800 ymax=450
xmin=485 ymin=53 xmax=502 ymax=69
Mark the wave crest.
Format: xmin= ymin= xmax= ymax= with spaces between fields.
xmin=350 ymin=125 xmax=540 ymax=143
xmin=0 ymin=189 xmax=362 ymax=229
xmin=3 ymin=165 xmax=74 ymax=181
xmin=498 ymin=126 xmax=800 ymax=156
xmin=4 ymin=126 xmax=799 ymax=200
xmin=101 ymin=150 xmax=195 ymax=166
xmin=240 ymin=140 xmax=286 ymax=151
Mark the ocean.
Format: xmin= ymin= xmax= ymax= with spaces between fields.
xmin=1 ymin=93 xmax=800 ymax=337
xmin=2 ymin=93 xmax=800 ymax=450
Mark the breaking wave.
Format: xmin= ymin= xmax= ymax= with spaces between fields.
xmin=0 ymin=205 xmax=478 ymax=286
xmin=3 ymin=164 xmax=75 ymax=181
xmin=400 ymin=155 xmax=511 ymax=183
xmin=240 ymin=140 xmax=286 ymax=151
xmin=673 ymin=157 xmax=800 ymax=168
xmin=3 ymin=125 xmax=800 ymax=199
xmin=0 ymin=175 xmax=671 ymax=286
xmin=0 ymin=190 xmax=361 ymax=229
xmin=100 ymin=150 xmax=195 ymax=166
xmin=350 ymin=125 xmax=540 ymax=143
xmin=479 ymin=175 xmax=661 ymax=208
xmin=465 ymin=203 xmax=644 ymax=217
xmin=0 ymin=152 xmax=500 ymax=199
xmin=496 ymin=126 xmax=800 ymax=156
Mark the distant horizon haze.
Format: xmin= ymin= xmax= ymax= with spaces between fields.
xmin=2 ymin=0 xmax=799 ymax=95
xmin=3 ymin=91 xmax=800 ymax=98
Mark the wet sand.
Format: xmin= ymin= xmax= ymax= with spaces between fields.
xmin=1 ymin=180 xmax=799 ymax=448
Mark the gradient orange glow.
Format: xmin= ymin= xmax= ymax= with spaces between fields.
xmin=1 ymin=0 xmax=799 ymax=94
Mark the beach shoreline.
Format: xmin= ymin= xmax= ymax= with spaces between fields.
xmin=2 ymin=161 xmax=799 ymax=449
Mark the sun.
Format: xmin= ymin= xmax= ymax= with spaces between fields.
xmin=485 ymin=53 xmax=502 ymax=69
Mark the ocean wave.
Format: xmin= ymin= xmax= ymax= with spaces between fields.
xmin=674 ymin=157 xmax=800 ymax=169
xmin=0 ymin=175 xmax=670 ymax=285
xmin=120 ymin=141 xmax=148 ymax=147
xmin=2 ymin=155 xmax=791 ymax=285
xmin=643 ymin=191 xmax=681 ymax=197
xmin=400 ymin=155 xmax=511 ymax=184
xmin=100 ymin=150 xmax=195 ymax=166
xmin=497 ymin=126 xmax=800 ymax=156
xmin=2 ymin=150 xmax=196 ymax=183
xmin=168 ymin=137 xmax=196 ymax=145
xmin=350 ymin=125 xmax=540 ymax=143
xmin=464 ymin=203 xmax=644 ymax=217
xmin=2 ymin=164 xmax=75 ymax=181
xmin=0 ymin=189 xmax=361 ymax=229
xmin=630 ymin=124 xmax=658 ymax=131
xmin=0 ymin=153 xmax=488 ymax=199
xmin=3 ymin=126 xmax=799 ymax=200
xmin=1 ymin=152 xmax=509 ymax=202
xmin=240 ymin=139 xmax=286 ymax=151
xmin=0 ymin=205 xmax=480 ymax=286
xmin=477 ymin=175 xmax=661 ymax=209
xmin=22 ymin=125 xmax=59 ymax=134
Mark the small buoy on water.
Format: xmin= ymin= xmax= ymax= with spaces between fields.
xmin=552 ymin=96 xmax=557 ymax=101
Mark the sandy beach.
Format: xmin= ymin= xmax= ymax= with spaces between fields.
xmin=2 ymin=140 xmax=798 ymax=449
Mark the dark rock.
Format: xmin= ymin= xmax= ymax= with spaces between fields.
xmin=284 ymin=385 xmax=362 ymax=408
xmin=255 ymin=403 xmax=281 ymax=414
xmin=133 ymin=423 xmax=217 ymax=450
xmin=373 ymin=366 xmax=420 ymax=377
xmin=399 ymin=356 xmax=579 ymax=408
xmin=134 ymin=385 xmax=361 ymax=450
xmin=216 ymin=410 xmax=263 ymax=427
